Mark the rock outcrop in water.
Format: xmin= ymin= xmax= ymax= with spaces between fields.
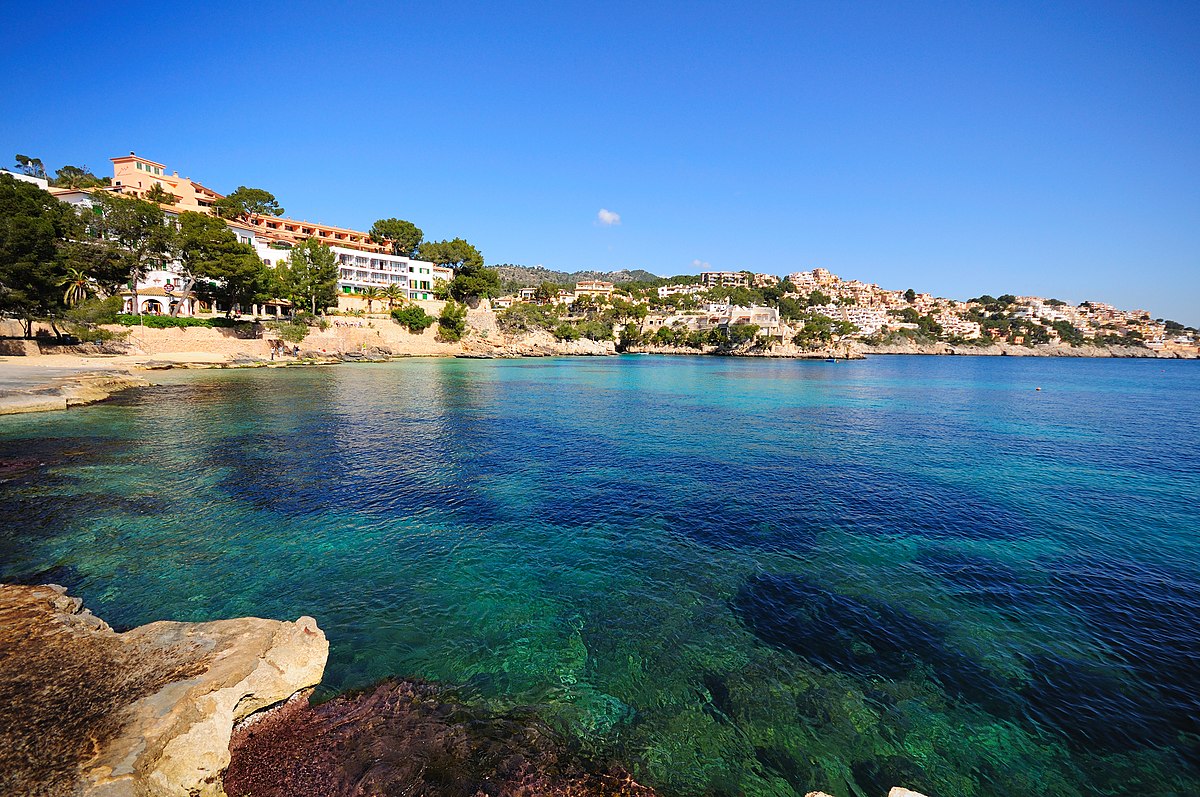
xmin=0 ymin=370 xmax=146 ymax=415
xmin=0 ymin=584 xmax=327 ymax=797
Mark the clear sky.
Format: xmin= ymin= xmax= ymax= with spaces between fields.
xmin=3 ymin=1 xmax=1197 ymax=323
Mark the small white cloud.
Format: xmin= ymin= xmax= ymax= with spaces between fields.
xmin=692 ymin=259 xmax=711 ymax=269
xmin=597 ymin=208 xmax=621 ymax=226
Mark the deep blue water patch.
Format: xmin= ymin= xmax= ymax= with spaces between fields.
xmin=912 ymin=548 xmax=1046 ymax=611
xmin=730 ymin=573 xmax=1009 ymax=714
xmin=1018 ymin=652 xmax=1191 ymax=758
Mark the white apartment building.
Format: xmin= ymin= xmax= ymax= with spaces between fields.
xmin=255 ymin=242 xmax=439 ymax=301
xmin=806 ymin=305 xmax=888 ymax=336
xmin=841 ymin=307 xmax=889 ymax=335
xmin=726 ymin=305 xmax=784 ymax=338
xmin=0 ymin=169 xmax=49 ymax=189
xmin=787 ymin=271 xmax=818 ymax=290
xmin=657 ymin=284 xmax=705 ymax=298
xmin=787 ymin=268 xmax=837 ymax=290
xmin=575 ymin=280 xmax=616 ymax=300
xmin=937 ymin=315 xmax=982 ymax=339
xmin=700 ymin=271 xmax=748 ymax=288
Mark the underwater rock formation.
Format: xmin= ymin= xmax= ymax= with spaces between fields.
xmin=224 ymin=677 xmax=657 ymax=797
xmin=0 ymin=583 xmax=327 ymax=797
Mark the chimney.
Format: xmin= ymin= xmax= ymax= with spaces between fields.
xmin=130 ymin=151 xmax=135 ymax=156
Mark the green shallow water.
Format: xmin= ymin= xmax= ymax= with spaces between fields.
xmin=1 ymin=355 xmax=1198 ymax=796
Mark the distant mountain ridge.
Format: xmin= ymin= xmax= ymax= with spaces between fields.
xmin=494 ymin=265 xmax=662 ymax=287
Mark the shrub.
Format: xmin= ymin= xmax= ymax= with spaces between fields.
xmin=293 ymin=311 xmax=330 ymax=331
xmin=554 ymin=323 xmax=580 ymax=341
xmin=618 ymin=323 xmax=643 ymax=349
xmin=113 ymin=314 xmax=254 ymax=332
xmin=652 ymin=326 xmax=678 ymax=346
xmin=576 ymin=319 xmax=614 ymax=341
xmin=497 ymin=303 xmax=558 ymax=334
xmin=392 ymin=306 xmax=435 ymax=332
xmin=266 ymin=320 xmax=310 ymax=344
xmin=61 ymin=322 xmax=124 ymax=343
xmin=116 ymin=314 xmax=210 ymax=328
xmin=436 ymin=300 xmax=468 ymax=342
xmin=65 ymin=296 xmax=122 ymax=326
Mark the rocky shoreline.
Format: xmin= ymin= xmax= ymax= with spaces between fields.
xmin=624 ymin=341 xmax=862 ymax=359
xmin=0 ymin=368 xmax=147 ymax=415
xmin=850 ymin=339 xmax=1198 ymax=359
xmin=1 ymin=323 xmax=1190 ymax=417
xmin=0 ymin=583 xmax=327 ymax=797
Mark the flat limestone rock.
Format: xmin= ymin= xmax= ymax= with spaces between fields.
xmin=0 ymin=584 xmax=327 ymax=797
xmin=0 ymin=370 xmax=146 ymax=415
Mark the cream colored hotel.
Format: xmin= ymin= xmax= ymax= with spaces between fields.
xmin=47 ymin=152 xmax=451 ymax=315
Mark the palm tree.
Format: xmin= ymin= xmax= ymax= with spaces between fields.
xmin=382 ymin=283 xmax=404 ymax=310
xmin=59 ymin=268 xmax=93 ymax=307
xmin=361 ymin=286 xmax=381 ymax=313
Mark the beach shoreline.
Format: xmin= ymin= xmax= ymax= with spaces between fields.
xmin=1 ymin=324 xmax=1194 ymax=416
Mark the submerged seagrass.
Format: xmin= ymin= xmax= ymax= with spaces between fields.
xmin=1 ymin=355 xmax=1197 ymax=796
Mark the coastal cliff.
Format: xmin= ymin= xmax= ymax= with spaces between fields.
xmin=0 ymin=584 xmax=327 ymax=797
xmin=463 ymin=327 xmax=617 ymax=357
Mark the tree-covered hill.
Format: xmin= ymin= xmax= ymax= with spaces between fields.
xmin=495 ymin=264 xmax=661 ymax=289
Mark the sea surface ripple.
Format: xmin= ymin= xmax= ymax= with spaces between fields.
xmin=1 ymin=355 xmax=1197 ymax=796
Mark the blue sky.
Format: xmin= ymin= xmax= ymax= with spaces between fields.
xmin=3 ymin=1 xmax=1197 ymax=323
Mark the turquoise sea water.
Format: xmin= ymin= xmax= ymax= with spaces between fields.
xmin=1 ymin=355 xmax=1198 ymax=796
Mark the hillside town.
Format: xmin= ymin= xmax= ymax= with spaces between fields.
xmin=489 ymin=266 xmax=1196 ymax=356
xmin=1 ymin=153 xmax=1197 ymax=359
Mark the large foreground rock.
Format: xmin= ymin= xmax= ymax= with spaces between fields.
xmin=0 ymin=584 xmax=327 ymax=797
